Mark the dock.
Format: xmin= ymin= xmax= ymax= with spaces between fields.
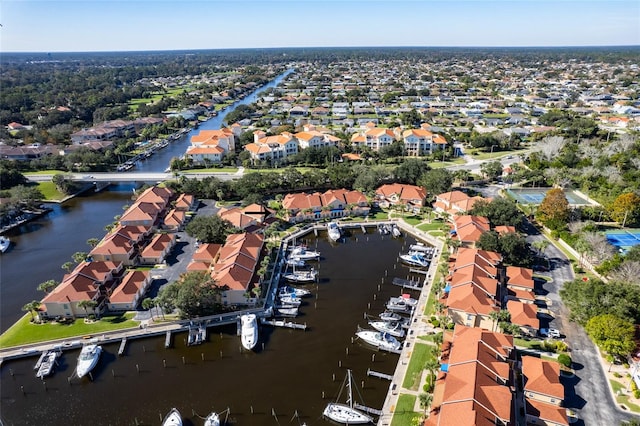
xmin=391 ymin=277 xmax=422 ymax=291
xmin=260 ymin=318 xmax=307 ymax=331
xmin=353 ymin=403 xmax=383 ymax=416
xmin=367 ymin=369 xmax=393 ymax=381
xmin=118 ymin=337 xmax=127 ymax=356
xmin=164 ymin=330 xmax=172 ymax=348
xmin=409 ymin=268 xmax=429 ymax=275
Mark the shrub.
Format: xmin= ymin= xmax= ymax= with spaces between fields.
xmin=557 ymin=353 xmax=572 ymax=368
xmin=613 ymin=372 xmax=622 ymax=378
xmin=555 ymin=340 xmax=568 ymax=352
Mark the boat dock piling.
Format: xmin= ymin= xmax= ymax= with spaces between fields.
xmin=118 ymin=337 xmax=127 ymax=356
xmin=260 ymin=318 xmax=307 ymax=331
xmin=366 ymin=369 xmax=393 ymax=381
xmin=164 ymin=331 xmax=172 ymax=348
xmin=391 ymin=277 xmax=423 ymax=291
xmin=353 ymin=402 xmax=383 ymax=416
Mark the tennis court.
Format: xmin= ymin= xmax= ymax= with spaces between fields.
xmin=606 ymin=229 xmax=640 ymax=253
xmin=507 ymin=188 xmax=591 ymax=205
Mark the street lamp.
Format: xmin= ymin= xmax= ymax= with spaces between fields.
xmin=490 ymin=144 xmax=497 ymax=155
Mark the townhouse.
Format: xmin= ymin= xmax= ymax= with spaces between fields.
xmin=281 ymin=189 xmax=369 ymax=223
xmin=375 ymin=183 xmax=427 ymax=210
xmin=433 ymin=190 xmax=486 ymax=216
xmin=185 ymin=128 xmax=237 ymax=165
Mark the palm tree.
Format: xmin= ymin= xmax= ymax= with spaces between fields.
xmin=153 ymin=297 xmax=165 ymax=320
xmin=142 ymin=297 xmax=155 ymax=320
xmin=419 ymin=393 xmax=433 ymax=417
xmin=489 ymin=310 xmax=501 ymax=332
xmin=61 ymin=261 xmax=74 ymax=273
xmin=532 ymin=239 xmax=549 ymax=256
xmin=86 ymin=238 xmax=100 ymax=248
xmin=37 ymin=279 xmax=59 ymax=294
xmin=72 ymin=251 xmax=88 ymax=264
xmin=22 ymin=300 xmax=41 ymax=321
xmin=77 ymin=299 xmax=98 ymax=318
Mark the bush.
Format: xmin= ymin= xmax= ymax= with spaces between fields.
xmin=634 ymin=390 xmax=640 ymax=399
xmin=613 ymin=372 xmax=622 ymax=378
xmin=557 ymin=353 xmax=572 ymax=368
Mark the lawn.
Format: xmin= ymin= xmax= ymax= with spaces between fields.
xmin=244 ymin=167 xmax=318 ymax=174
xmin=0 ymin=313 xmax=138 ymax=348
xmin=182 ymin=167 xmax=239 ymax=173
xmin=391 ymin=394 xmax=422 ymax=426
xmin=37 ymin=181 xmax=65 ymax=201
xmin=24 ymin=170 xmax=66 ymax=175
xmin=417 ymin=222 xmax=447 ymax=232
xmin=429 ymin=158 xmax=466 ymax=169
xmin=402 ymin=343 xmax=433 ymax=390
xmin=369 ymin=210 xmax=389 ymax=220
xmin=401 ymin=215 xmax=423 ymax=226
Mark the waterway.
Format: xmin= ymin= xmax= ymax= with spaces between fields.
xmin=0 ymin=69 xmax=294 ymax=333
xmin=1 ymin=231 xmax=426 ymax=425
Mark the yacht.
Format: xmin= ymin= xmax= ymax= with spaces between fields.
xmin=289 ymin=245 xmax=320 ymax=261
xmin=278 ymin=285 xmax=311 ymax=298
xmin=386 ymin=295 xmax=418 ymax=313
xmin=76 ymin=343 xmax=102 ymax=379
xmin=277 ymin=294 xmax=302 ymax=307
xmin=285 ymin=257 xmax=306 ymax=268
xmin=240 ymin=314 xmax=258 ymax=351
xmin=379 ymin=310 xmax=402 ymax=322
xmin=204 ymin=411 xmax=220 ymax=426
xmin=327 ymin=221 xmax=341 ymax=242
xmin=391 ymin=224 xmax=402 ymax=238
xmin=355 ymin=330 xmax=402 ymax=352
xmin=0 ymin=236 xmax=10 ymax=253
xmin=283 ymin=268 xmax=317 ymax=284
xmin=399 ymin=252 xmax=429 ymax=268
xmin=368 ymin=320 xmax=405 ymax=338
xmin=162 ymin=408 xmax=182 ymax=426
xmin=323 ymin=369 xmax=373 ymax=424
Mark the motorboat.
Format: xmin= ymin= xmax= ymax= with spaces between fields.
xmin=379 ymin=310 xmax=402 ymax=322
xmin=277 ymin=294 xmax=302 ymax=307
xmin=323 ymin=369 xmax=373 ymax=424
xmin=204 ymin=411 xmax=220 ymax=426
xmin=327 ymin=221 xmax=341 ymax=242
xmin=278 ymin=285 xmax=311 ymax=298
xmin=285 ymin=257 xmax=306 ymax=268
xmin=355 ymin=330 xmax=402 ymax=352
xmin=386 ymin=294 xmax=418 ymax=313
xmin=0 ymin=236 xmax=10 ymax=253
xmin=289 ymin=245 xmax=320 ymax=261
xmin=368 ymin=320 xmax=405 ymax=338
xmin=409 ymin=242 xmax=433 ymax=253
xmin=162 ymin=408 xmax=182 ymax=426
xmin=240 ymin=314 xmax=258 ymax=351
xmin=399 ymin=252 xmax=429 ymax=268
xmin=274 ymin=306 xmax=299 ymax=317
xmin=76 ymin=343 xmax=102 ymax=379
xmin=283 ymin=268 xmax=317 ymax=283
xmin=391 ymin=224 xmax=401 ymax=238
xmin=35 ymin=348 xmax=62 ymax=379
xmin=378 ymin=224 xmax=390 ymax=235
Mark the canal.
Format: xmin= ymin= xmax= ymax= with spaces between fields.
xmin=0 ymin=69 xmax=293 ymax=333
xmin=1 ymin=231 xmax=426 ymax=425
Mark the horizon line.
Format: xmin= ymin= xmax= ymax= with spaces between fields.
xmin=3 ymin=44 xmax=640 ymax=55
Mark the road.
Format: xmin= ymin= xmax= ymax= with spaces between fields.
xmin=25 ymin=171 xmax=241 ymax=183
xmin=522 ymin=219 xmax=639 ymax=425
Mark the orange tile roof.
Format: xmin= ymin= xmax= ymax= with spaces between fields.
xmin=141 ymin=233 xmax=174 ymax=258
xmin=453 ymin=215 xmax=491 ymax=243
xmin=506 ymin=266 xmax=534 ymax=289
xmin=192 ymin=243 xmax=222 ymax=262
xmin=525 ymin=400 xmax=569 ymax=425
xmin=376 ymin=183 xmax=427 ymax=203
xmin=135 ymin=186 xmax=173 ymax=205
xmin=450 ymin=264 xmax=499 ymax=296
xmin=446 ymin=284 xmax=498 ymax=316
xmin=163 ymin=209 xmax=185 ymax=228
xmin=186 ymin=146 xmax=225 ymax=155
xmin=211 ymin=233 xmax=263 ymax=291
xmin=506 ymin=300 xmax=539 ymax=328
xmin=494 ymin=225 xmax=517 ymax=235
xmin=109 ymin=270 xmax=149 ymax=303
xmin=522 ymin=356 xmax=564 ymax=400
xmin=90 ymin=232 xmax=134 ymax=256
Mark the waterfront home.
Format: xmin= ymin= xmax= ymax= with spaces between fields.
xmin=174 ymin=193 xmax=196 ymax=211
xmin=90 ymin=230 xmax=140 ymax=266
xmin=211 ymin=233 xmax=264 ymax=306
xmin=433 ymin=190 xmax=486 ymax=216
xmin=139 ymin=233 xmax=176 ymax=265
xmin=375 ymin=183 xmax=427 ymax=209
xmin=281 ymin=189 xmax=369 ymax=223
xmin=450 ymin=215 xmax=491 ymax=247
xmin=217 ymin=207 xmax=258 ymax=231
xmin=119 ymin=200 xmax=165 ymax=228
xmin=40 ymin=261 xmax=124 ymax=318
xmin=185 ymin=128 xmax=236 ymax=164
xmin=107 ymin=270 xmax=152 ymax=311
xmin=135 ymin=185 xmax=173 ymax=207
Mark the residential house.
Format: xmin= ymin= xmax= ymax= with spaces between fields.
xmin=162 ymin=209 xmax=186 ymax=231
xmin=187 ymin=243 xmax=222 ymax=272
xmin=90 ymin=230 xmax=140 ymax=266
xmin=139 ymin=233 xmax=176 ymax=265
xmin=433 ymin=190 xmax=486 ymax=216
xmin=281 ymin=189 xmax=369 ymax=223
xmin=185 ymin=128 xmax=235 ymax=164
xmin=506 ymin=300 xmax=539 ymax=336
xmin=505 ymin=266 xmax=536 ymax=304
xmin=107 ymin=270 xmax=152 ymax=311
xmin=294 ymin=130 xmax=339 ymax=149
xmin=375 ymin=183 xmax=427 ymax=209
xmin=174 ymin=193 xmax=196 ymax=211
xmin=401 ymin=128 xmax=447 ymax=156
xmin=451 ymin=215 xmax=491 ymax=247
xmin=244 ymin=132 xmax=298 ymax=163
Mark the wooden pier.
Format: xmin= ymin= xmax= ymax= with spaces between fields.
xmin=367 ymin=369 xmax=393 ymax=381
xmin=391 ymin=277 xmax=422 ymax=291
xmin=353 ymin=403 xmax=383 ymax=416
xmin=118 ymin=337 xmax=127 ymax=356
xmin=260 ymin=318 xmax=307 ymax=331
xmin=164 ymin=330 xmax=172 ymax=348
xmin=409 ymin=268 xmax=429 ymax=275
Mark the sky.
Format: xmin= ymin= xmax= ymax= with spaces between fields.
xmin=1 ymin=0 xmax=639 ymax=53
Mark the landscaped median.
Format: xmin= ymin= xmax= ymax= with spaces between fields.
xmin=0 ymin=312 xmax=138 ymax=349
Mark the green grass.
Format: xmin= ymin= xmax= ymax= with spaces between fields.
xmin=24 ymin=170 xmax=66 ymax=175
xmin=391 ymin=394 xmax=422 ymax=426
xmin=369 ymin=211 xmax=389 ymax=220
xmin=244 ymin=167 xmax=317 ymax=174
xmin=617 ymin=394 xmax=640 ymax=413
xmin=401 ymin=215 xmax=423 ymax=226
xmin=182 ymin=167 xmax=239 ymax=173
xmin=402 ymin=343 xmax=433 ymax=390
xmin=429 ymin=158 xmax=466 ymax=168
xmin=37 ymin=181 xmax=65 ymax=201
xmin=417 ymin=222 xmax=447 ymax=232
xmin=0 ymin=313 xmax=138 ymax=348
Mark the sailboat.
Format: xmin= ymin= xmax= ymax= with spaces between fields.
xmin=323 ymin=369 xmax=373 ymax=424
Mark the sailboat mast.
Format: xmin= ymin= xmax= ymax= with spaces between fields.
xmin=347 ymin=369 xmax=353 ymax=408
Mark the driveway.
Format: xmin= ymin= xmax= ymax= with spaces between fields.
xmin=522 ymin=219 xmax=638 ymax=425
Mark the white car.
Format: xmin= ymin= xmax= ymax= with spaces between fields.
xmin=548 ymin=328 xmax=561 ymax=338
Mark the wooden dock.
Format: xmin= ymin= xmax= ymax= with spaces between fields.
xmin=118 ymin=337 xmax=127 ymax=356
xmin=367 ymin=369 xmax=393 ymax=381
xmin=353 ymin=403 xmax=383 ymax=416
xmin=260 ymin=318 xmax=307 ymax=331
xmin=391 ymin=277 xmax=422 ymax=291
xmin=409 ymin=268 xmax=429 ymax=275
xmin=164 ymin=330 xmax=172 ymax=348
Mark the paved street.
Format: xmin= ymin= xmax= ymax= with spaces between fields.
xmin=522 ymin=219 xmax=639 ymax=425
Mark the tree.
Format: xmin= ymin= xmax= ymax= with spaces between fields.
xmin=560 ymin=278 xmax=640 ymax=325
xmin=185 ymin=215 xmax=234 ymax=244
xmin=78 ymin=299 xmax=98 ymax=317
xmin=72 ymin=251 xmax=89 ymax=264
xmin=477 ymin=231 xmax=501 ymax=253
xmin=158 ymin=271 xmax=222 ymax=318
xmin=469 ymin=198 xmax=522 ymax=227
xmin=585 ymin=314 xmax=636 ymax=359
xmin=394 ymin=158 xmax=430 ymax=185
xmin=61 ymin=261 xmax=74 ymax=273
xmin=37 ymin=279 xmax=59 ymax=294
xmin=608 ymin=192 xmax=640 ymax=227
xmin=86 ymin=238 xmax=100 ymax=248
xmin=141 ymin=297 xmax=155 ymax=320
xmin=537 ymin=188 xmax=569 ymax=230
xmin=22 ymin=300 xmax=41 ymax=321
xmin=419 ymin=393 xmax=433 ymax=416
xmin=532 ymin=239 xmax=550 ymax=256
xmin=417 ymin=169 xmax=453 ymax=197
xmin=480 ymin=160 xmax=503 ymax=181
xmin=498 ymin=232 xmax=533 ymax=266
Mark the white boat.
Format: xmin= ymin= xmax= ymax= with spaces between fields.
xmin=283 ymin=268 xmax=317 ymax=283
xmin=289 ymin=245 xmax=320 ymax=261
xmin=356 ymin=330 xmax=402 ymax=352
xmin=162 ymin=408 xmax=182 ymax=426
xmin=379 ymin=310 xmax=402 ymax=322
xmin=323 ymin=369 xmax=373 ymax=424
xmin=399 ymin=252 xmax=429 ymax=268
xmin=278 ymin=294 xmax=303 ymax=306
xmin=368 ymin=320 xmax=405 ymax=338
xmin=278 ymin=285 xmax=311 ymax=298
xmin=386 ymin=295 xmax=418 ymax=313
xmin=285 ymin=257 xmax=306 ymax=268
xmin=204 ymin=411 xmax=220 ymax=426
xmin=75 ymin=343 xmax=102 ymax=379
xmin=0 ymin=236 xmax=10 ymax=253
xmin=409 ymin=242 xmax=433 ymax=253
xmin=391 ymin=224 xmax=401 ymax=238
xmin=240 ymin=314 xmax=258 ymax=351
xmin=327 ymin=221 xmax=341 ymax=242
xmin=274 ymin=306 xmax=299 ymax=317
xmin=35 ymin=348 xmax=62 ymax=379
